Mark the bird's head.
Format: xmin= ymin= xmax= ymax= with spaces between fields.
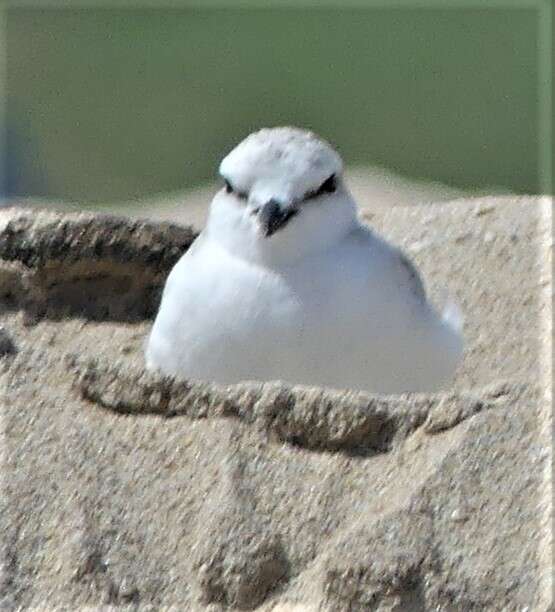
xmin=206 ymin=127 xmax=358 ymax=264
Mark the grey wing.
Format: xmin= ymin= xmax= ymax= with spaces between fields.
xmin=351 ymin=226 xmax=427 ymax=304
xmin=396 ymin=250 xmax=427 ymax=304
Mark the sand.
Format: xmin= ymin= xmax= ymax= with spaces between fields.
xmin=0 ymin=195 xmax=552 ymax=611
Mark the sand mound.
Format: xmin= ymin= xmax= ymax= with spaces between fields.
xmin=0 ymin=198 xmax=551 ymax=610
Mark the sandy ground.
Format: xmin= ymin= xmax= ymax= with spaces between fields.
xmin=0 ymin=194 xmax=552 ymax=610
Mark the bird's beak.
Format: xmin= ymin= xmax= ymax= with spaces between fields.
xmin=256 ymin=199 xmax=298 ymax=237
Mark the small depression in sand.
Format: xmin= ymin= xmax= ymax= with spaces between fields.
xmin=0 ymin=198 xmax=551 ymax=611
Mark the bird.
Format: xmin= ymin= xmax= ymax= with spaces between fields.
xmin=145 ymin=127 xmax=463 ymax=394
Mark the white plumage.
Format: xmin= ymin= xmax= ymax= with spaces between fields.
xmin=146 ymin=127 xmax=463 ymax=393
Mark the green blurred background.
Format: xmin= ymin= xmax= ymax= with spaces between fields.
xmin=5 ymin=6 xmax=550 ymax=204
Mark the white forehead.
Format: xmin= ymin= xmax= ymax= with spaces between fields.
xmin=219 ymin=127 xmax=343 ymax=193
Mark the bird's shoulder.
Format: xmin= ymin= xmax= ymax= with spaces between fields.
xmin=395 ymin=248 xmax=427 ymax=303
xmin=344 ymin=224 xmax=426 ymax=302
xmin=174 ymin=231 xmax=230 ymax=268
xmin=167 ymin=230 xmax=263 ymax=288
xmin=163 ymin=232 xmax=216 ymax=292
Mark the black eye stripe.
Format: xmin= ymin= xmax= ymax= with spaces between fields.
xmin=221 ymin=174 xmax=337 ymax=203
xmin=304 ymin=174 xmax=337 ymax=201
xmin=222 ymin=177 xmax=248 ymax=200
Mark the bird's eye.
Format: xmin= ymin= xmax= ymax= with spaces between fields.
xmin=318 ymin=174 xmax=337 ymax=194
xmin=304 ymin=174 xmax=338 ymax=201
xmin=222 ymin=177 xmax=248 ymax=200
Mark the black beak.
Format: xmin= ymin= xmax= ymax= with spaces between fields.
xmin=258 ymin=199 xmax=298 ymax=237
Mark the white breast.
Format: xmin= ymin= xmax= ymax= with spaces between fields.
xmin=146 ymin=225 xmax=462 ymax=393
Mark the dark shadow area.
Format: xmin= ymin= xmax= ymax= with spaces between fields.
xmin=0 ymin=210 xmax=197 ymax=322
